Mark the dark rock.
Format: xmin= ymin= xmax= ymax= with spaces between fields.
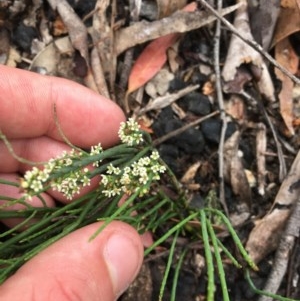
xmin=169 ymin=77 xmax=187 ymax=92
xmin=190 ymin=70 xmax=209 ymax=86
xmin=12 ymin=22 xmax=38 ymax=51
xmin=152 ymin=107 xmax=174 ymax=137
xmin=157 ymin=144 xmax=179 ymax=174
xmin=201 ymin=119 xmax=237 ymax=144
xmin=153 ymin=108 xmax=205 ymax=155
xmin=74 ymin=0 xmax=97 ymax=18
xmin=177 ymin=127 xmax=205 ymax=154
xmin=73 ymin=50 xmax=88 ymax=77
xmin=179 ymin=31 xmax=212 ymax=64
xmin=180 ymin=92 xmax=212 ymax=115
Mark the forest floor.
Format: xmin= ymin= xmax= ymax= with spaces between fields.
xmin=1 ymin=0 xmax=300 ymax=300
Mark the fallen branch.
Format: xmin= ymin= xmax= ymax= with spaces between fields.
xmin=115 ymin=3 xmax=241 ymax=55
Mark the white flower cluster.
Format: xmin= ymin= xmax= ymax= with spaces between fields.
xmin=101 ymin=150 xmax=166 ymax=197
xmin=20 ymin=119 xmax=156 ymax=200
xmin=90 ymin=143 xmax=103 ymax=167
xmin=118 ymin=118 xmax=144 ymax=146
xmin=50 ymin=168 xmax=90 ymax=199
xmin=21 ymin=149 xmax=90 ymax=200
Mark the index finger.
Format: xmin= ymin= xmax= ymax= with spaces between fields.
xmin=0 ymin=66 xmax=125 ymax=148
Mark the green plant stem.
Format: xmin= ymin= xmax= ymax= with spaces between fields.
xmin=89 ymin=190 xmax=140 ymax=241
xmin=144 ymin=212 xmax=199 ymax=256
xmin=245 ymin=269 xmax=297 ymax=301
xmin=159 ymin=230 xmax=179 ymax=301
xmin=0 ymin=211 xmax=37 ymax=238
xmin=0 ymin=195 xmax=89 ymax=253
xmin=207 ymin=217 xmax=230 ymax=301
xmin=206 ymin=208 xmax=258 ymax=271
xmin=170 ymin=249 xmax=187 ymax=301
xmin=216 ymin=237 xmax=242 ymax=269
xmin=200 ymin=210 xmax=215 ymax=301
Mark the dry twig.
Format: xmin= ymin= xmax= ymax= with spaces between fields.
xmin=213 ymin=0 xmax=228 ymax=215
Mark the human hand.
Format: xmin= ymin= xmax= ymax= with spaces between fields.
xmin=0 ymin=66 xmax=144 ymax=300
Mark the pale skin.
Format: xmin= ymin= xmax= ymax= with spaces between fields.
xmin=0 ymin=65 xmax=144 ymax=301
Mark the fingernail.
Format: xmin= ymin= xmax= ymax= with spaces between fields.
xmin=104 ymin=233 xmax=141 ymax=297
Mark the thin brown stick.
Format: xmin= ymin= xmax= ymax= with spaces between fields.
xmin=214 ymin=0 xmax=229 ymax=215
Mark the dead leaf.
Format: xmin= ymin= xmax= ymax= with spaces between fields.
xmin=224 ymin=95 xmax=245 ymax=121
xmin=202 ymin=81 xmax=214 ymax=96
xmin=167 ymin=46 xmax=180 ymax=74
xmin=281 ymin=0 xmax=296 ymax=8
xmin=248 ymin=0 xmax=280 ymax=50
xmin=157 ymin=0 xmax=187 ymax=18
xmin=271 ymin=3 xmax=300 ymax=47
xmin=223 ymin=65 xmax=253 ymax=94
xmin=52 ymin=16 xmax=68 ymax=36
xmin=222 ymin=1 xmax=276 ymax=102
xmin=127 ymin=2 xmax=197 ymax=94
xmin=246 ymin=150 xmax=300 ymax=263
xmin=246 ymin=208 xmax=291 ymax=264
xmin=224 ymin=131 xmax=252 ymax=209
xmin=256 ymin=123 xmax=267 ymax=196
xmin=275 ymin=37 xmax=298 ymax=136
xmin=145 ymin=69 xmax=175 ymax=99
xmin=181 ymin=161 xmax=201 ymax=184
xmin=137 ymin=118 xmax=154 ymax=134
xmin=30 ymin=42 xmax=59 ymax=75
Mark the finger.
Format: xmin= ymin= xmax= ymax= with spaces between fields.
xmin=0 ymin=137 xmax=70 ymax=172
xmin=0 ymin=65 xmax=125 ymax=148
xmin=0 ymin=173 xmax=55 ymax=229
xmin=0 ymin=221 xmax=144 ymax=301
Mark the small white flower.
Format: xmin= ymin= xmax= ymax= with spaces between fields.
xmin=92 ymin=161 xmax=100 ymax=167
xmin=139 ymin=173 xmax=149 ymax=185
xmin=150 ymin=150 xmax=160 ymax=161
xmin=37 ymin=170 xmax=49 ymax=182
xmin=101 ymin=175 xmax=109 ymax=186
xmin=81 ymin=176 xmax=90 ymax=187
xmin=118 ymin=118 xmax=144 ymax=146
xmin=102 ymin=189 xmax=115 ymax=198
xmin=120 ymin=173 xmax=131 ymax=185
xmin=30 ymin=179 xmax=43 ymax=192
xmin=65 ymin=158 xmax=73 ymax=166
xmin=90 ymin=143 xmax=103 ymax=156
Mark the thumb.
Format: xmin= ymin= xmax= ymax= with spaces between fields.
xmin=0 ymin=221 xmax=143 ymax=301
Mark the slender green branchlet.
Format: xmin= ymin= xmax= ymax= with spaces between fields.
xmin=20 ymin=118 xmax=165 ymax=200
